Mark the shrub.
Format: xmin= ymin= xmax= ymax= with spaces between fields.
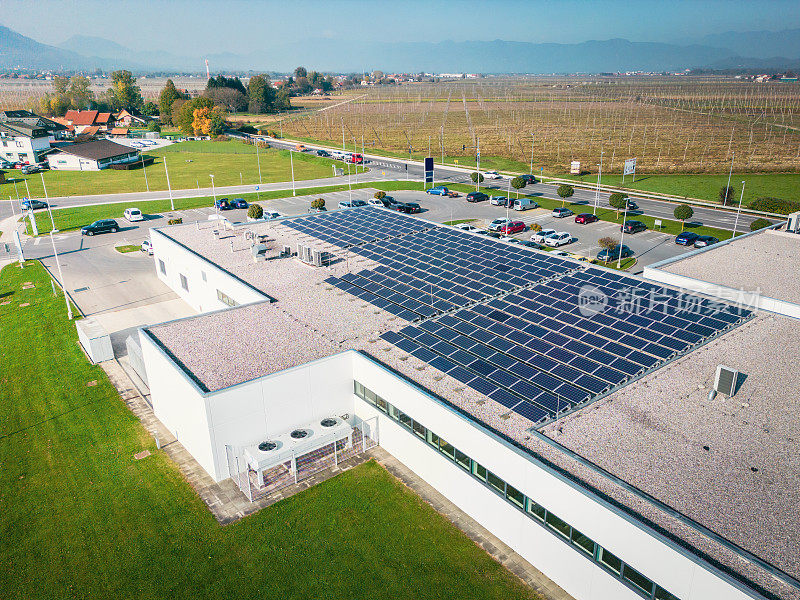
xmin=167 ymin=218 xmax=183 ymax=225
xmin=750 ymin=217 xmax=773 ymax=231
xmin=749 ymin=197 xmax=800 ymax=215
xmin=146 ymin=121 xmax=161 ymax=133
xmin=471 ymin=172 xmax=484 ymax=184
xmin=673 ymin=204 xmax=694 ymax=230
xmin=719 ymin=185 xmax=735 ymax=206
xmin=238 ymin=124 xmax=257 ymax=134
xmin=311 ymin=198 xmax=326 ymax=209
xmin=529 ymin=222 xmax=542 ymax=232
xmin=510 ymin=177 xmax=526 ymax=196
xmin=248 ymin=204 xmax=264 ymax=220
xmin=374 ymin=191 xmax=386 ymax=200
xmin=609 ymin=192 xmax=628 ymax=216
xmin=557 ymin=184 xmax=574 ymax=202
xmin=598 ymin=236 xmax=617 ymax=250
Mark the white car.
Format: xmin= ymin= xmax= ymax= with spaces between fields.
xmin=124 ymin=207 xmax=144 ymax=222
xmin=487 ymin=218 xmax=512 ymax=232
xmin=140 ymin=240 xmax=153 ymax=255
xmin=264 ymin=211 xmax=284 ymax=220
xmin=545 ymin=231 xmax=573 ymax=247
xmin=367 ymin=198 xmax=386 ymax=207
xmin=483 ymin=170 xmax=503 ymax=180
xmin=455 ymin=223 xmax=479 ymax=232
xmin=531 ymin=228 xmax=557 ymax=244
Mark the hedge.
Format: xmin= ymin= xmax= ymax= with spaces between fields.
xmin=749 ymin=197 xmax=800 ymax=215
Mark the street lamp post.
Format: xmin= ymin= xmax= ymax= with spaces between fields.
xmin=255 ymin=138 xmax=263 ymax=186
xmin=50 ymin=229 xmax=72 ymax=319
xmin=617 ymin=203 xmax=629 ymax=269
xmin=39 ymin=172 xmax=55 ymax=231
xmin=732 ymin=181 xmax=746 ymax=237
xmin=141 ymin=154 xmax=149 ymax=192
xmin=164 ymin=157 xmax=174 ymax=211
xmin=529 ymin=134 xmax=535 ymax=174
xmin=290 ymin=150 xmax=296 ymax=196
xmin=594 ymin=150 xmax=604 ymax=216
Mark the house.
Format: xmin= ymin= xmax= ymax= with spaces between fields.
xmin=0 ymin=110 xmax=66 ymax=164
xmin=63 ymin=110 xmax=113 ymax=133
xmin=114 ymin=109 xmax=148 ymax=128
xmin=108 ymin=127 xmax=129 ymax=138
xmin=48 ymin=139 xmax=139 ymax=171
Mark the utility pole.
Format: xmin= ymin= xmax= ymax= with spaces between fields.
xmin=617 ymin=203 xmax=629 ymax=269
xmin=290 ymin=150 xmax=296 ymax=196
xmin=141 ymin=154 xmax=149 ymax=192
xmin=724 ymin=151 xmax=735 ymax=206
xmin=39 ymin=172 xmax=55 ymax=231
xmin=476 ymin=137 xmax=480 ymax=192
xmin=164 ymin=157 xmax=174 ymax=211
xmin=529 ymin=134 xmax=535 ymax=174
xmin=732 ymin=181 xmax=746 ymax=237
xmin=256 ymin=139 xmax=263 ymax=185
xmin=50 ymin=229 xmax=72 ymax=319
xmin=594 ymin=150 xmax=604 ymax=216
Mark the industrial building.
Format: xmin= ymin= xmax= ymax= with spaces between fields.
xmin=138 ymin=207 xmax=800 ymax=600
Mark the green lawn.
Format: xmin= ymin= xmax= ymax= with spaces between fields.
xmin=114 ymin=244 xmax=140 ymax=253
xmin=558 ymin=171 xmax=800 ymax=206
xmin=0 ymin=261 xmax=539 ymax=600
xmin=1 ymin=139 xmax=365 ymax=199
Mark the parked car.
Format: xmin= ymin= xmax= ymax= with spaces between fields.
xmin=349 ymin=153 xmax=364 ymax=164
xmin=513 ymin=198 xmax=538 ymax=211
xmin=490 ymin=195 xmax=508 ymax=206
xmin=483 ymin=170 xmax=502 ymax=179
xmin=621 ymin=220 xmax=647 ymax=234
xmin=397 ymin=202 xmax=421 ymax=214
xmin=141 ymin=240 xmax=153 ymax=255
xmin=499 ymin=220 xmax=526 ymax=235
xmin=367 ymin=198 xmax=388 ymax=207
xmin=338 ymin=200 xmax=357 ymax=209
xmin=230 ymin=198 xmax=249 ymax=209
xmin=264 ymin=211 xmax=284 ymax=220
xmin=426 ymin=186 xmax=450 ymax=196
xmin=455 ymin=223 xmax=479 ymax=232
xmin=531 ymin=228 xmax=557 ymax=244
xmin=316 ymin=149 xmax=331 ymax=157
xmin=675 ymin=231 xmax=700 ymax=246
xmin=596 ymin=244 xmax=633 ymax=262
xmin=308 ymin=206 xmax=327 ymax=213
xmin=488 ymin=218 xmax=512 ymax=232
xmin=352 ymin=199 xmax=368 ymax=207
xmin=20 ymin=199 xmax=48 ymax=210
xmin=519 ymin=174 xmax=537 ymax=184
xmin=81 ymin=219 xmax=119 ymax=236
xmin=466 ymin=191 xmax=489 ymax=203
xmin=693 ymin=235 xmax=719 ymax=248
xmin=20 ymin=164 xmax=40 ymax=174
xmin=625 ymin=200 xmax=639 ymax=210
xmin=575 ymin=213 xmax=599 ymax=224
xmin=552 ymin=207 xmax=574 ymax=218
xmin=544 ymin=231 xmax=573 ymax=247
xmin=214 ymin=198 xmax=232 ymax=210
xmin=385 ymin=197 xmax=403 ymax=210
xmin=124 ymin=208 xmax=144 ymax=222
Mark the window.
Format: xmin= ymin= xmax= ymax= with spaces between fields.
xmin=398 ymin=411 xmax=412 ymax=430
xmin=545 ymin=511 xmax=571 ymax=539
xmin=487 ymin=471 xmax=506 ymax=495
xmin=526 ymin=498 xmax=546 ymax=522
xmin=622 ymin=564 xmax=654 ymax=596
xmin=375 ymin=396 xmax=388 ymax=413
xmin=438 ymin=438 xmax=456 ymax=460
xmin=412 ymin=420 xmax=426 ymax=439
xmin=388 ymin=405 xmax=400 ymax=421
xmin=506 ymin=483 xmax=524 ymax=509
xmin=454 ymin=448 xmax=470 ymax=471
xmin=159 ymin=259 xmax=166 ymax=275
xmin=216 ymin=290 xmax=238 ymax=307
xmin=364 ymin=388 xmax=376 ymax=404
xmin=472 ymin=461 xmax=487 ymax=481
xmin=201 ymin=271 xmax=207 ymax=282
xmin=179 ymin=274 xmax=188 ymax=291
xmin=354 ymin=381 xmax=365 ymax=399
xmin=598 ymin=548 xmax=622 ymax=575
xmin=655 ymin=586 xmax=681 ymax=600
xmin=570 ymin=528 xmax=595 ymax=556
xmin=426 ymin=430 xmax=439 ymax=449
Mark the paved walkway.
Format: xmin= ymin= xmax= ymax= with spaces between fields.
xmin=100 ymin=358 xmax=572 ymax=600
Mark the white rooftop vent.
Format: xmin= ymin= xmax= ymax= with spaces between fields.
xmin=714 ymin=365 xmax=739 ymax=397
xmin=787 ymin=211 xmax=800 ymax=234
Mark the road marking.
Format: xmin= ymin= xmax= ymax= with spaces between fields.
xmin=33 ymin=238 xmax=41 ymax=246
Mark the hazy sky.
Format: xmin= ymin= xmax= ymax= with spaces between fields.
xmin=4 ymin=0 xmax=800 ymax=53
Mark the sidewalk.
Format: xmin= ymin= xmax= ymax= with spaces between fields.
xmin=0 ymin=213 xmax=26 ymax=269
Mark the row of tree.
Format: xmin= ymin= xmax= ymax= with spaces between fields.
xmin=32 ymin=70 xmax=154 ymax=117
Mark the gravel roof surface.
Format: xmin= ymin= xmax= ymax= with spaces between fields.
xmin=661 ymin=229 xmax=800 ymax=303
xmin=540 ymin=313 xmax=800 ymax=593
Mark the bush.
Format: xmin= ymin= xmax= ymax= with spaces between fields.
xmin=719 ymin=185 xmax=735 ymax=206
xmin=248 ymin=204 xmax=264 ymax=220
xmin=471 ymin=172 xmax=484 ymax=184
xmin=167 ymin=218 xmax=183 ymax=225
xmin=750 ymin=217 xmax=773 ymax=231
xmin=529 ymin=222 xmax=542 ymax=232
xmin=749 ymin=197 xmax=800 ymax=215
xmin=557 ymin=184 xmax=574 ymax=199
xmin=212 ymin=135 xmax=230 ymax=142
xmin=511 ymin=177 xmax=526 ymax=193
xmin=311 ymin=198 xmax=326 ymax=209
xmin=598 ymin=236 xmax=617 ymax=250
xmin=374 ymin=191 xmax=386 ymax=200
xmin=673 ymin=204 xmax=694 ymax=230
xmin=238 ymin=124 xmax=257 ymax=134
xmin=146 ymin=121 xmax=161 ymax=133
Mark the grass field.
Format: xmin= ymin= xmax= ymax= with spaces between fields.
xmin=0 ymin=139 xmax=365 ymax=199
xmin=0 ymin=261 xmax=539 ymax=600
xmin=114 ymin=244 xmax=140 ymax=253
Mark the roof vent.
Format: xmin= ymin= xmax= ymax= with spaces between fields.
xmin=713 ymin=365 xmax=739 ymax=397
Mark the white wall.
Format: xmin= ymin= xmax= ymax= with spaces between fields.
xmin=49 ymin=152 xmax=98 ymax=171
xmin=349 ymin=353 xmax=759 ymax=600
xmin=150 ymin=228 xmax=270 ymax=313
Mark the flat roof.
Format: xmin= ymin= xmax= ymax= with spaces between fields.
xmin=658 ymin=229 xmax=800 ymax=305
xmin=144 ymin=208 xmax=799 ymax=599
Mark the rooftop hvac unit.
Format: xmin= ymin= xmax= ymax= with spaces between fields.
xmin=281 ymin=244 xmax=292 ymax=257
xmin=312 ymin=249 xmax=324 ymax=267
xmin=713 ymin=365 xmax=739 ymax=397
xmin=303 ymin=246 xmax=313 ymax=263
xmin=787 ymin=211 xmax=800 ymax=234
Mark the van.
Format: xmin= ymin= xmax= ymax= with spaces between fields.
xmin=514 ymin=198 xmax=538 ymax=211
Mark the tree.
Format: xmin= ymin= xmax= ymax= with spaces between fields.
xmin=204 ymin=87 xmax=247 ymax=112
xmin=673 ymin=204 xmax=694 ymax=230
xmin=146 ymin=121 xmax=161 ymax=133
xmin=511 ymin=176 xmax=526 ymax=197
xmin=719 ymin=185 xmax=735 ymax=206
xmin=294 ymin=66 xmax=308 ymax=79
xmin=311 ymin=198 xmax=326 ymax=209
xmin=142 ymin=101 xmax=159 ymax=116
xmin=374 ymin=191 xmax=386 ymax=200
xmin=275 ymin=87 xmax=292 ymax=111
xmin=557 ymin=184 xmax=574 ymax=207
xmin=208 ymin=106 xmax=227 ymax=136
xmin=609 ymin=192 xmax=628 ymax=217
xmin=158 ymin=79 xmax=186 ymax=125
xmin=471 ymin=172 xmax=484 ymax=184
xmin=247 ymin=74 xmax=277 ymax=114
xmin=750 ymin=218 xmax=773 ymax=231
xmin=107 ymin=70 xmax=143 ymax=111
xmin=174 ymin=97 xmax=214 ymax=135
xmin=52 ymin=75 xmax=69 ymax=95
xmin=248 ymin=204 xmax=264 ymax=220
xmin=66 ymin=76 xmax=93 ymax=109
xmin=598 ymin=236 xmax=617 ymax=250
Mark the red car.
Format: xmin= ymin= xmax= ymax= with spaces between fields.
xmin=500 ymin=220 xmax=526 ymax=234
xmin=349 ymin=153 xmax=364 ymax=164
xmin=575 ymin=213 xmax=599 ymax=224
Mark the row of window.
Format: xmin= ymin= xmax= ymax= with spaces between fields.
xmin=159 ymin=260 xmax=238 ymax=308
xmin=354 ymin=380 xmax=680 ymax=600
xmin=217 ymin=289 xmax=239 ymax=307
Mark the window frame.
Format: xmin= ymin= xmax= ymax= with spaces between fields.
xmin=179 ymin=273 xmax=189 ymax=291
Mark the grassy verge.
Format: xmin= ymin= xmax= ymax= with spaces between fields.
xmin=0 ymin=261 xmax=540 ymax=600
xmin=114 ymin=245 xmax=140 ymax=253
xmin=598 ymin=257 xmax=637 ymax=271
xmin=443 ymin=219 xmax=477 ymax=226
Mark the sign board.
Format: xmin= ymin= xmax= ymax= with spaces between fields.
xmin=624 ymin=158 xmax=637 ymax=176
xmin=424 ymin=157 xmax=434 ymax=184
xmin=570 ymin=161 xmax=581 ymax=175
xmin=654 ymin=219 xmax=662 ymax=229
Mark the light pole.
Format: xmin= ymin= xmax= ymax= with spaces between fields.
xmin=39 ymin=172 xmax=55 ymax=231
xmin=50 ymin=229 xmax=72 ymax=319
xmin=210 ymin=174 xmax=216 ymax=205
xmin=724 ymin=151 xmax=734 ymax=207
xmin=255 ymin=139 xmax=263 ymax=185
xmin=732 ymin=181 xmax=746 ymax=237
xmin=290 ymin=150 xmax=296 ymax=196
xmin=594 ymin=150 xmax=604 ymax=216
xmin=164 ymin=157 xmax=174 ymax=211
xmin=617 ymin=203 xmax=629 ymax=269
xmin=529 ymin=134 xmax=535 ymax=174
xmin=476 ymin=137 xmax=480 ymax=192
xmin=141 ymin=154 xmax=149 ymax=192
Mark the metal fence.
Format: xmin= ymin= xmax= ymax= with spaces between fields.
xmin=226 ymin=415 xmax=378 ymax=503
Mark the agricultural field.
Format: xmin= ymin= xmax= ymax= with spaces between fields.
xmin=277 ymin=77 xmax=800 ymax=179
xmin=0 ymin=261 xmax=540 ymax=600
xmin=0 ymin=139 xmax=363 ymax=198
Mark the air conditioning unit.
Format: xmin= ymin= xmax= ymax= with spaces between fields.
xmin=282 ymin=244 xmax=292 ymax=257
xmin=714 ymin=365 xmax=739 ymax=397
xmin=312 ymin=249 xmax=324 ymax=267
xmin=787 ymin=211 xmax=800 ymax=234
xmin=296 ymin=243 xmax=306 ymax=261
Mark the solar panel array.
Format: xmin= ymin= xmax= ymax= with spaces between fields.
xmin=284 ymin=207 xmax=754 ymax=424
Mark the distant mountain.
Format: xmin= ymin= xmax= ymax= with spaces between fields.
xmin=0 ymin=25 xmax=93 ymax=69
xmin=694 ymin=28 xmax=800 ymax=61
xmin=58 ymin=35 xmax=195 ymax=71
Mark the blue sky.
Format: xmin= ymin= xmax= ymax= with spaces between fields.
xmin=4 ymin=0 xmax=800 ymax=53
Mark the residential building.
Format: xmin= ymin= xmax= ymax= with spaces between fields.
xmin=63 ymin=110 xmax=113 ymax=134
xmin=47 ymin=139 xmax=139 ymax=170
xmin=0 ymin=109 xmax=65 ymax=164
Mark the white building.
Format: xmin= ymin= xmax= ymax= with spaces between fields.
xmin=138 ymin=208 xmax=800 ymax=600
xmin=0 ymin=109 xmax=65 ymax=164
xmin=48 ymin=139 xmax=140 ymax=171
